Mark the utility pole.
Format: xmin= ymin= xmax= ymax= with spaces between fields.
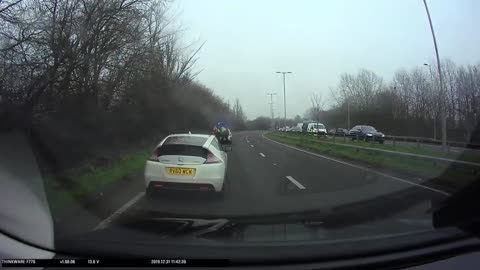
xmin=276 ymin=71 xmax=292 ymax=129
xmin=267 ymin=93 xmax=277 ymax=130
xmin=347 ymin=98 xmax=351 ymax=130
xmin=424 ymin=63 xmax=436 ymax=140
xmin=345 ymin=84 xmax=352 ymax=130
xmin=423 ymin=0 xmax=447 ymax=150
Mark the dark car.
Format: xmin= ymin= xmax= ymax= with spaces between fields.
xmin=329 ymin=128 xmax=349 ymax=136
xmin=349 ymin=125 xmax=385 ymax=143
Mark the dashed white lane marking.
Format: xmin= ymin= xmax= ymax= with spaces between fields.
xmin=286 ymin=176 xmax=306 ymax=189
xmin=94 ymin=191 xmax=145 ymax=230
xmin=260 ymin=153 xmax=266 ymax=157
xmin=262 ymin=133 xmax=450 ymax=196
xmin=250 ymin=145 xmax=254 ymax=148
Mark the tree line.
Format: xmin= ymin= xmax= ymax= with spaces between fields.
xmin=312 ymin=60 xmax=480 ymax=142
xmin=0 ymin=0 xmax=246 ymax=170
xmin=249 ymin=59 xmax=479 ymax=143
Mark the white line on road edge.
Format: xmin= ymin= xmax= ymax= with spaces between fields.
xmin=260 ymin=153 xmax=266 ymax=157
xmin=262 ymin=133 xmax=450 ymax=196
xmin=286 ymin=176 xmax=306 ymax=189
xmin=94 ymin=191 xmax=145 ymax=230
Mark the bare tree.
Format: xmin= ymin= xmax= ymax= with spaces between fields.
xmin=0 ymin=0 xmax=241 ymax=170
xmin=325 ymin=61 xmax=480 ymax=141
xmin=306 ymin=92 xmax=325 ymax=136
xmin=309 ymin=92 xmax=324 ymax=120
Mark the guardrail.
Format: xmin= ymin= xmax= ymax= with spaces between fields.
xmin=274 ymin=132 xmax=480 ymax=168
xmin=318 ymin=132 xmax=480 ymax=150
xmin=382 ymin=135 xmax=480 ymax=150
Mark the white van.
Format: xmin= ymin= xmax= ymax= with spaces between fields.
xmin=307 ymin=123 xmax=327 ymax=135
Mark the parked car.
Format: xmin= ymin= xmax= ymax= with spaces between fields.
xmin=306 ymin=123 xmax=327 ymax=135
xmin=290 ymin=126 xmax=302 ymax=133
xmin=328 ymin=128 xmax=349 ymax=136
xmin=349 ymin=125 xmax=385 ymax=143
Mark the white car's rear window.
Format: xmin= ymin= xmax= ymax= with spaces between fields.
xmin=164 ymin=136 xmax=208 ymax=146
xmin=158 ymin=144 xmax=208 ymax=158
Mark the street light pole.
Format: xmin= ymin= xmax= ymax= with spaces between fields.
xmin=267 ymin=93 xmax=277 ymax=130
xmin=276 ymin=71 xmax=292 ymax=130
xmin=424 ymin=63 xmax=436 ymax=140
xmin=423 ymin=0 xmax=447 ymax=149
xmin=347 ymin=98 xmax=350 ymax=130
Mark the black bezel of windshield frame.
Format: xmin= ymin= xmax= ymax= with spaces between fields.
xmin=433 ymin=175 xmax=480 ymax=235
xmin=51 ymin=226 xmax=480 ymax=268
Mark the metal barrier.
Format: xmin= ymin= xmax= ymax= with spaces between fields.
xmin=275 ymin=132 xmax=480 ymax=167
xmin=323 ymin=133 xmax=480 ymax=150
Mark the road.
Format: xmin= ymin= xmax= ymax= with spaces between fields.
xmin=55 ymin=130 xmax=450 ymax=240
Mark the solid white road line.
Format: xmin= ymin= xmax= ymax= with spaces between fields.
xmin=286 ymin=176 xmax=306 ymax=189
xmin=94 ymin=191 xmax=145 ymax=230
xmin=260 ymin=153 xmax=266 ymax=157
xmin=262 ymin=133 xmax=450 ymax=196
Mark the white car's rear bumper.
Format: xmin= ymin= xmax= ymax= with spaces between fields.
xmin=144 ymin=160 xmax=226 ymax=192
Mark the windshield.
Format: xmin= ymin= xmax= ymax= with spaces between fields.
xmin=1 ymin=0 xmax=479 ymax=263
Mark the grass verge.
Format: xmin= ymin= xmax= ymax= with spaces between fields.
xmin=280 ymin=132 xmax=480 ymax=164
xmin=44 ymin=147 xmax=151 ymax=215
xmin=266 ymin=132 xmax=479 ymax=191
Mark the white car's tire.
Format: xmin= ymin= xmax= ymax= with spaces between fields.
xmin=215 ymin=175 xmax=226 ymax=199
xmin=146 ymin=187 xmax=155 ymax=197
xmin=215 ymin=189 xmax=224 ymax=199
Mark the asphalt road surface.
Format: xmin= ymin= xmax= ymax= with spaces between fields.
xmin=55 ymin=130 xmax=450 ymax=238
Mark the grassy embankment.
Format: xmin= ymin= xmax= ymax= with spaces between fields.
xmin=266 ymin=132 xmax=480 ymax=190
xmin=44 ymin=147 xmax=152 ymax=214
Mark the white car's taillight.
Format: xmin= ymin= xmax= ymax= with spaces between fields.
xmin=148 ymin=149 xmax=159 ymax=161
xmin=205 ymin=151 xmax=221 ymax=164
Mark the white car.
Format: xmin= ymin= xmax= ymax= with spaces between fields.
xmin=144 ymin=133 xmax=228 ymax=196
xmin=306 ymin=122 xmax=327 ymax=135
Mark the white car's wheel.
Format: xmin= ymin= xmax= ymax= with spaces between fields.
xmin=215 ymin=175 xmax=226 ymax=199
xmin=146 ymin=187 xmax=155 ymax=197
xmin=215 ymin=188 xmax=224 ymax=199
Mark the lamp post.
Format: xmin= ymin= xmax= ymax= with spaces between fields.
xmin=424 ymin=63 xmax=437 ymax=140
xmin=276 ymin=71 xmax=292 ymax=130
xmin=267 ymin=93 xmax=277 ymax=130
xmin=423 ymin=0 xmax=447 ymax=149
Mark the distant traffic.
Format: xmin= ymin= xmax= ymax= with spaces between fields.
xmin=278 ymin=121 xmax=385 ymax=143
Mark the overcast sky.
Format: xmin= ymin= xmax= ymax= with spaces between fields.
xmin=173 ymin=0 xmax=479 ymax=119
